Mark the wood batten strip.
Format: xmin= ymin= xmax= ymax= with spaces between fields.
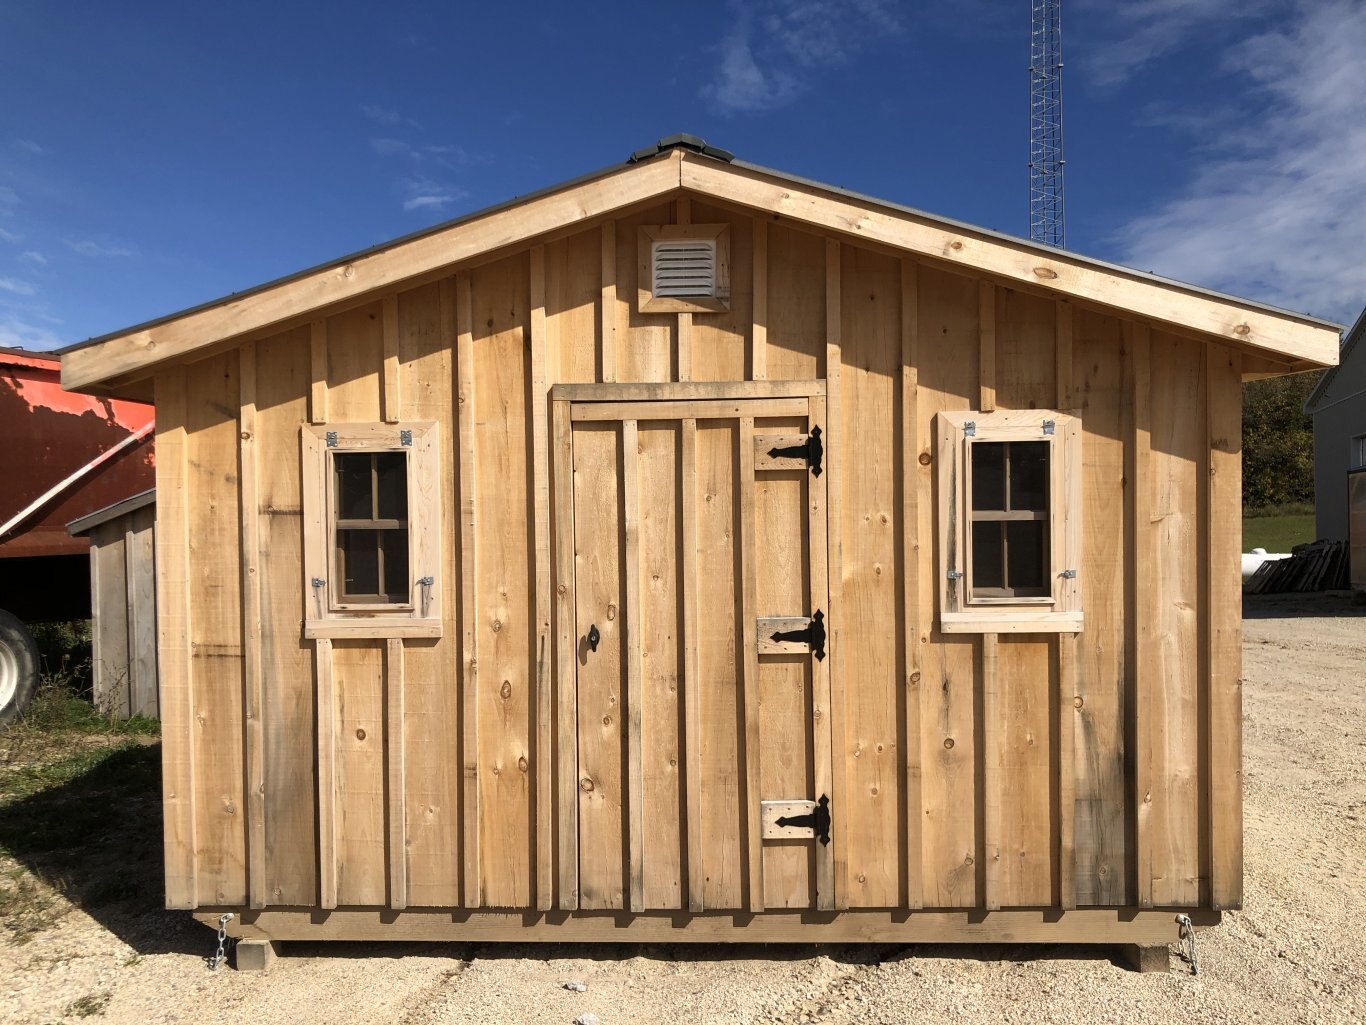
xmin=621 ymin=419 xmax=646 ymax=912
xmin=530 ymin=246 xmax=555 ymax=912
xmin=309 ymin=319 xmax=328 ymax=424
xmin=737 ymin=415 xmax=764 ymax=913
xmin=979 ymin=281 xmax=997 ymax=412
xmin=382 ymin=296 xmax=401 ymax=422
xmin=751 ymin=221 xmax=768 ymax=380
xmin=315 ymin=637 xmax=338 ymax=910
xmin=600 ymin=222 xmax=617 ymax=383
xmin=456 ymin=271 xmax=481 ymax=908
xmin=386 ymin=638 xmax=408 ymax=910
xmin=900 ymin=260 xmax=924 ymax=910
xmin=1055 ymin=301 xmax=1074 ymax=412
xmin=680 ymin=418 xmax=704 ymax=913
xmin=155 ymin=367 xmax=197 ymax=909
xmin=1057 ymin=635 xmax=1078 ymax=909
xmin=807 ymin=395 xmax=835 ymax=910
xmin=824 ymin=237 xmax=848 ymax=910
xmin=676 ymin=194 xmax=693 ymax=384
xmin=982 ymin=633 xmax=1002 ymax=911
xmin=1127 ymin=322 xmax=1154 ymax=909
xmin=552 ymin=398 xmax=579 ymax=910
xmin=238 ymin=343 xmax=267 ymax=910
xmin=1207 ymin=346 xmax=1243 ymax=909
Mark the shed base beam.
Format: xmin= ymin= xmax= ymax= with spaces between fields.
xmin=200 ymin=908 xmax=1218 ymax=946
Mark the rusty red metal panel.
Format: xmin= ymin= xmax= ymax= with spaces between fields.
xmin=0 ymin=348 xmax=156 ymax=560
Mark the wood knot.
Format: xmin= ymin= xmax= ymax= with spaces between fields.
xmin=943 ymin=737 xmax=955 ymax=750
xmin=355 ymin=728 xmax=366 ymax=741
xmin=580 ymin=777 xmax=594 ymax=792
xmin=918 ymin=452 xmax=932 ymax=466
xmin=909 ymin=672 xmax=921 ymax=686
xmin=1073 ymin=696 xmax=1084 ymax=709
xmin=1032 ymin=266 xmax=1059 ymax=280
xmin=1234 ymin=323 xmax=1251 ymax=336
xmin=490 ymin=619 xmax=502 ymax=633
xmin=500 ymin=680 xmax=512 ymax=699
xmin=518 ymin=756 xmax=529 ymax=773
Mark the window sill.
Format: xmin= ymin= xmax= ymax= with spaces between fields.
xmin=304 ymin=617 xmax=443 ymax=640
xmin=940 ymin=611 xmax=1082 ymax=635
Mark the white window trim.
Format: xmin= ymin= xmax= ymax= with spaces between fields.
xmin=637 ymin=223 xmax=731 ymax=313
xmin=936 ymin=409 xmax=1082 ymax=634
xmin=301 ymin=421 xmax=443 ymax=639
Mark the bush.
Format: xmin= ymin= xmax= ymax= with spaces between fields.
xmin=1243 ymin=372 xmax=1321 ymax=510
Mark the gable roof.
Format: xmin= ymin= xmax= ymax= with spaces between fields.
xmin=1304 ymin=304 xmax=1366 ymax=414
xmin=60 ymin=136 xmax=1343 ymax=397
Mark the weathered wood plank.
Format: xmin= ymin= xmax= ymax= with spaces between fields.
xmin=1207 ymin=345 xmax=1243 ymax=910
xmin=752 ymin=220 xmax=767 ymax=380
xmin=382 ymin=295 xmax=400 ymax=422
xmin=456 ymin=271 xmax=480 ymax=908
xmin=807 ymin=394 xmax=835 ymax=910
xmin=154 ymin=366 xmax=196 ymax=908
xmin=979 ymin=280 xmax=996 ymax=412
xmin=552 ymin=399 xmax=579 ymax=910
xmin=737 ymin=416 xmax=764 ymax=913
xmin=309 ymin=319 xmax=328 ymax=424
xmin=982 ymin=633 xmax=1001 ymax=911
xmin=315 ymin=638 xmax=337 ymax=909
xmin=238 ymin=342 xmax=266 ymax=910
xmin=680 ymin=418 xmax=704 ymax=912
xmin=386 ymin=638 xmax=407 ymax=910
xmin=824 ymin=237 xmax=848 ymax=909
xmin=1129 ymin=323 xmax=1154 ymax=909
xmin=900 ymin=260 xmax=923 ymax=910
xmin=622 ymin=419 xmax=646 ymax=912
xmin=530 ymin=246 xmax=554 ymax=911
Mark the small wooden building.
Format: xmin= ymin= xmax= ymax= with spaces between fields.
xmin=60 ymin=137 xmax=1340 ymax=951
xmin=68 ymin=490 xmax=159 ymax=719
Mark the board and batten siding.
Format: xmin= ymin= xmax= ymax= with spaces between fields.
xmin=154 ymin=195 xmax=1243 ymax=915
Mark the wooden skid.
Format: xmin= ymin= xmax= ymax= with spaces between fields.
xmin=209 ymin=907 xmax=1218 ymax=945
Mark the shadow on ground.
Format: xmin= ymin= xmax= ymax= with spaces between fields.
xmin=0 ymin=742 xmax=202 ymax=956
xmin=1243 ymin=591 xmax=1366 ymax=619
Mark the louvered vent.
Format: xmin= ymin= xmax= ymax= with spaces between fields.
xmin=652 ymin=238 xmax=717 ymax=298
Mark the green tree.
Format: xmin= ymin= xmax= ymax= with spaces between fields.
xmin=1242 ymin=370 xmax=1321 ymax=508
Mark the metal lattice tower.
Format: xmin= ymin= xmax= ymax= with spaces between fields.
xmin=1029 ymin=0 xmax=1066 ymax=247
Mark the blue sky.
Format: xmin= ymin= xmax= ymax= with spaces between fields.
xmin=1 ymin=0 xmax=1363 ymax=351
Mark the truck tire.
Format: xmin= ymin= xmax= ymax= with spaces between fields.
xmin=0 ymin=609 xmax=39 ymax=725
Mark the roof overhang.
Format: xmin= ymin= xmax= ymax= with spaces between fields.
xmin=61 ymin=145 xmax=1342 ymax=397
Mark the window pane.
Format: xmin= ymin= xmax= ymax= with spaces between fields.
xmin=339 ymin=529 xmax=379 ymax=597
xmin=381 ymin=529 xmax=409 ymax=599
xmin=376 ymin=453 xmax=408 ymax=521
xmin=1009 ymin=442 xmax=1049 ymax=512
xmin=972 ymin=442 xmax=1007 ymax=512
xmin=336 ymin=454 xmax=373 ymax=520
xmin=1006 ymin=520 xmax=1048 ymax=593
xmin=972 ymin=522 xmax=1004 ymax=590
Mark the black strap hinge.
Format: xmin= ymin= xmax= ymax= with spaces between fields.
xmin=775 ymin=794 xmax=831 ymax=846
xmin=770 ymin=610 xmax=826 ymax=661
xmin=768 ymin=425 xmax=823 ymax=476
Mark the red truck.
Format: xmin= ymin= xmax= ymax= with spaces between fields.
xmin=0 ymin=346 xmax=155 ymax=722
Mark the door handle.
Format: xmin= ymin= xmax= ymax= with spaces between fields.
xmin=587 ymin=624 xmax=600 ymax=653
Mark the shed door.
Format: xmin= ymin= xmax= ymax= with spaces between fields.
xmin=555 ymin=393 xmax=833 ymax=913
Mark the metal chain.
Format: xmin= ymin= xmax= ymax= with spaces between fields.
xmin=209 ymin=913 xmax=235 ymax=971
xmin=1175 ymin=913 xmax=1199 ymax=976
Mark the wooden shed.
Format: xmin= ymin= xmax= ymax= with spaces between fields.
xmin=60 ymin=137 xmax=1340 ymax=954
xmin=68 ymin=489 xmax=159 ymax=719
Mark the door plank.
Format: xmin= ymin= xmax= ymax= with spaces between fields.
xmin=738 ymin=416 xmax=765 ymax=913
xmin=807 ymin=394 xmax=835 ymax=910
xmin=552 ymin=399 xmax=579 ymax=909
xmin=621 ymin=420 xmax=646 ymax=912
xmin=680 ymin=418 xmax=705 ymax=912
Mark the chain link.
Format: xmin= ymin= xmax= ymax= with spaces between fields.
xmin=1175 ymin=913 xmax=1199 ymax=976
xmin=209 ymin=913 xmax=235 ymax=971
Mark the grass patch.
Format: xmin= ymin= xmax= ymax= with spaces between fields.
xmin=0 ymin=626 xmax=164 ymax=945
xmin=1243 ymin=512 xmax=1318 ymax=553
xmin=65 ymin=991 xmax=112 ymax=1017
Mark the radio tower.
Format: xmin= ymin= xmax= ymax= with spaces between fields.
xmin=1029 ymin=0 xmax=1066 ymax=247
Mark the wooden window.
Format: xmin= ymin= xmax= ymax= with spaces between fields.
xmin=1352 ymin=433 xmax=1366 ymax=470
xmin=936 ymin=410 xmax=1082 ymax=633
xmin=637 ymin=224 xmax=731 ymax=313
xmin=301 ymin=422 xmax=442 ymax=639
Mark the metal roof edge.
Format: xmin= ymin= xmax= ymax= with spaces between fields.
xmin=66 ymin=487 xmax=157 ymax=536
xmin=1304 ymin=304 xmax=1365 ymax=414
xmin=59 ymin=139 xmax=1342 ymax=362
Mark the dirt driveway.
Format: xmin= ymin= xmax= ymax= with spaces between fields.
xmin=3 ymin=595 xmax=1363 ymax=1025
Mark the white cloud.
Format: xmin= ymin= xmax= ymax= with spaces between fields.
xmin=19 ymin=251 xmax=46 ymax=265
xmin=361 ymin=104 xmax=421 ymax=130
xmin=0 ymin=276 xmax=37 ymax=296
xmin=400 ymin=174 xmax=468 ymax=213
xmin=66 ymin=239 xmax=135 ymax=258
xmin=702 ymin=0 xmax=903 ymax=114
xmin=14 ymin=139 xmax=45 ymax=154
xmin=0 ymin=227 xmax=19 ymax=244
xmin=1080 ymin=0 xmax=1277 ymax=87
xmin=1114 ymin=1 xmax=1366 ymax=323
xmin=0 ymin=186 xmax=17 ymax=208
xmin=0 ymin=313 xmax=62 ymax=350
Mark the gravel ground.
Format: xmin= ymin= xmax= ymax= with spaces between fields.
xmin=3 ymin=593 xmax=1363 ymax=1025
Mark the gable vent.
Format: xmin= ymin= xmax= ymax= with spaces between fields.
xmin=652 ymin=238 xmax=717 ymax=298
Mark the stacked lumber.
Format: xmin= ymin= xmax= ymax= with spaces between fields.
xmin=1244 ymin=539 xmax=1350 ymax=593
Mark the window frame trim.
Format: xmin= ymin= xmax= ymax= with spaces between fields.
xmin=301 ymin=421 xmax=443 ymax=639
xmin=936 ymin=409 xmax=1082 ymax=634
